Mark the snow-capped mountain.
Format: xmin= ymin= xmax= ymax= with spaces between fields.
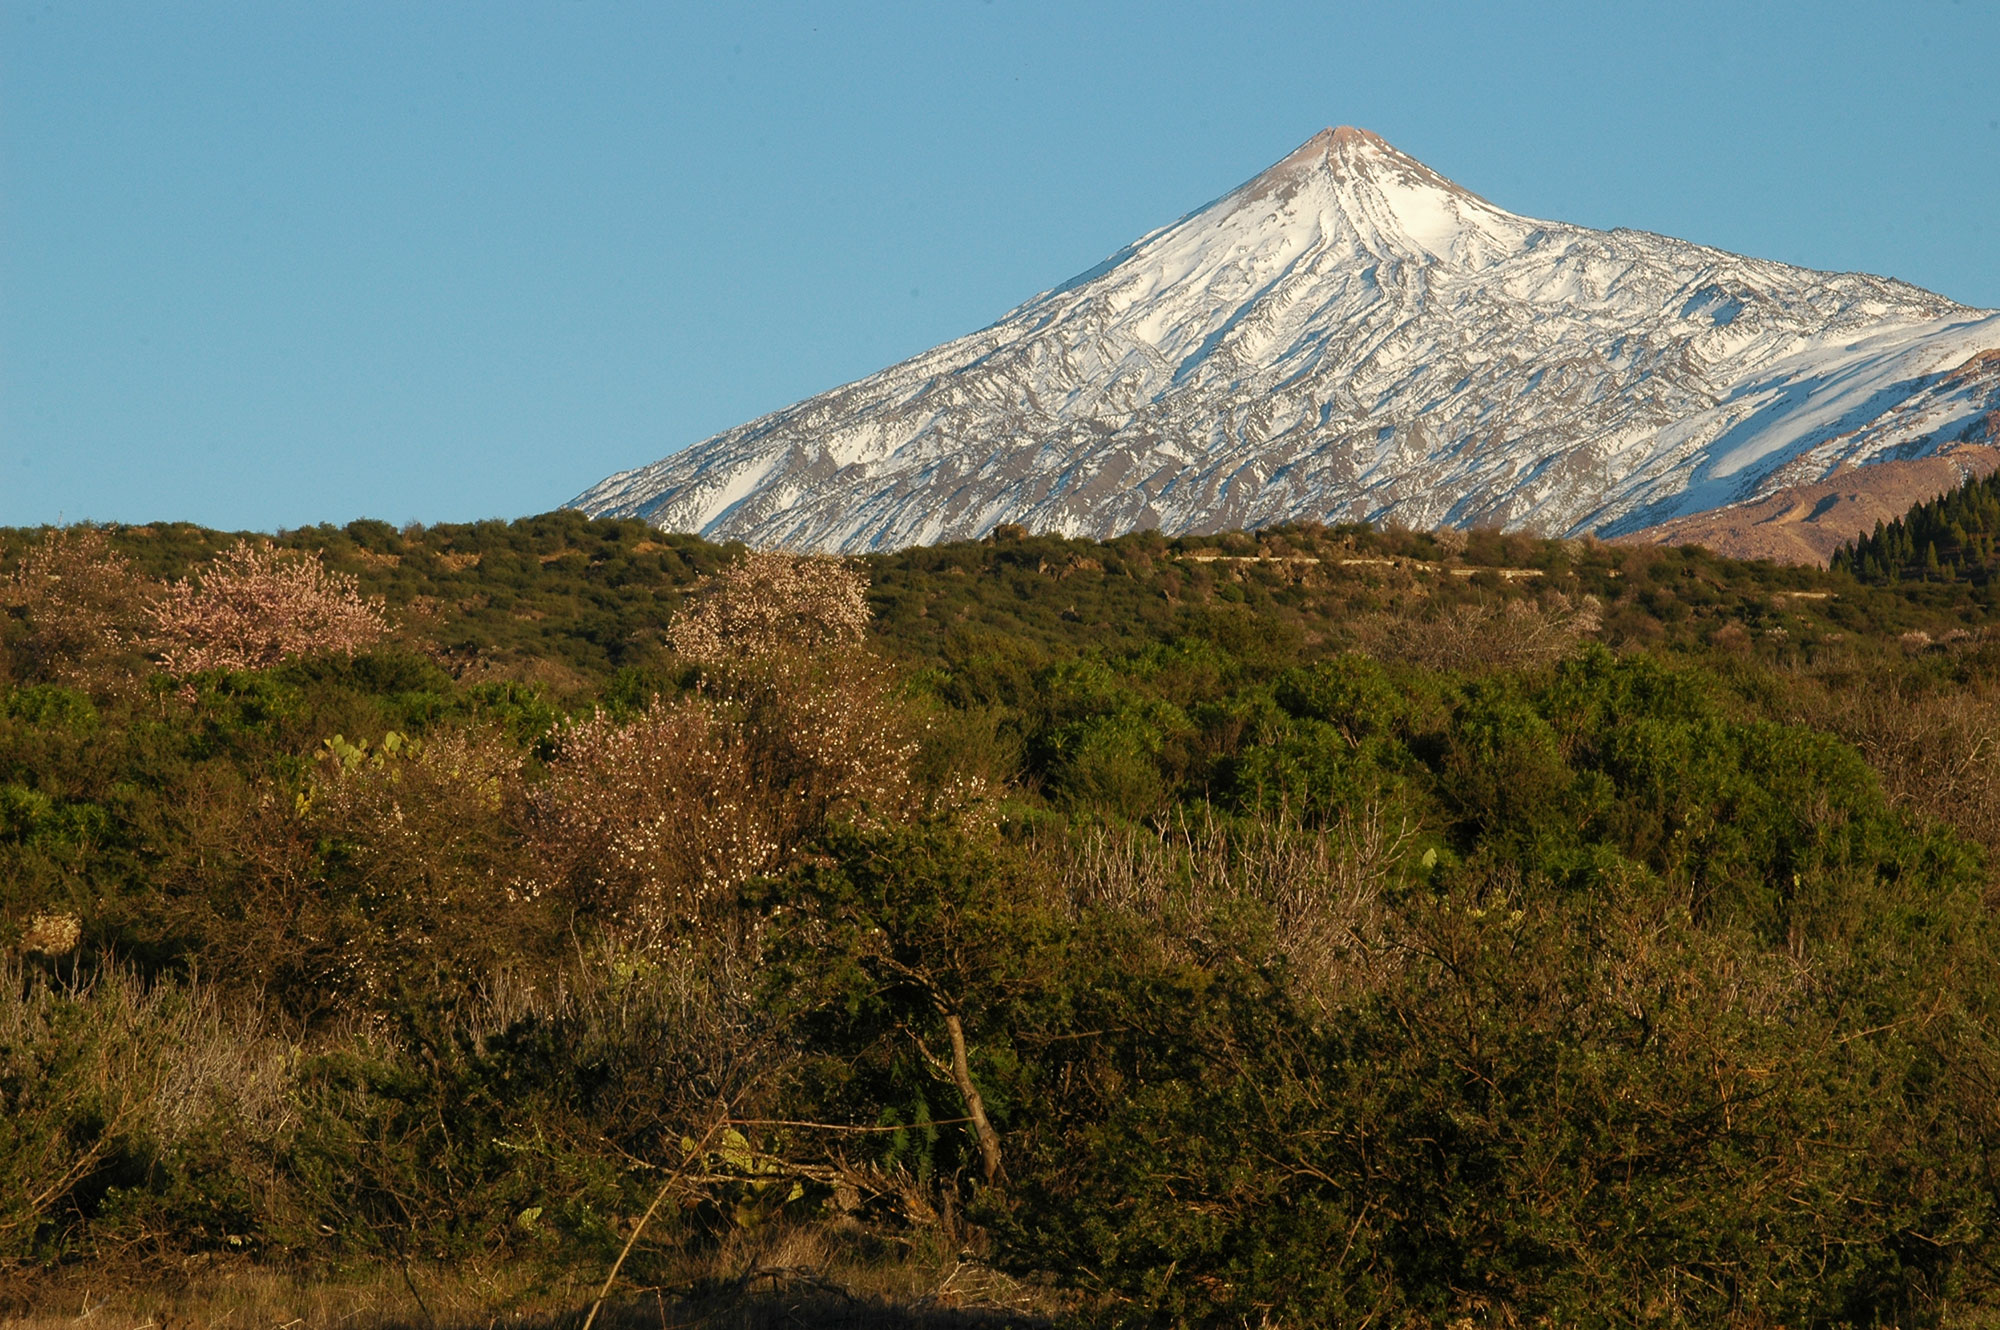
xmin=571 ymin=127 xmax=2000 ymax=554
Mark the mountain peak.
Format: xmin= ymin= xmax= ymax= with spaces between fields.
xmin=1226 ymin=127 xmax=1521 ymax=265
xmin=1312 ymin=124 xmax=1386 ymax=149
xmin=1255 ymin=126 xmax=1475 ymax=199
xmin=1259 ymin=125 xmax=1388 ymax=179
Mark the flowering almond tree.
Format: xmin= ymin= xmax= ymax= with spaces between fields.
xmin=526 ymin=551 xmax=917 ymax=945
xmin=524 ymin=701 xmax=775 ymax=945
xmin=674 ymin=551 xmax=917 ymax=842
xmin=148 ymin=540 xmax=391 ymax=675
xmin=667 ymin=550 xmax=871 ymax=664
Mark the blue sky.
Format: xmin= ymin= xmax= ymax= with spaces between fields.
xmin=4 ymin=0 xmax=1997 ymax=531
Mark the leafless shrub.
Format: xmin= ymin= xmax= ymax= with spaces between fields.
xmin=0 ymin=961 xmax=290 ymax=1261
xmin=1580 ymin=883 xmax=1817 ymax=1045
xmin=0 ymin=526 xmax=154 ymax=686
xmin=1431 ymin=526 xmax=1470 ymax=558
xmin=1355 ymin=591 xmax=1600 ymax=673
xmin=148 ymin=539 xmax=391 ymax=675
xmin=1037 ymin=802 xmax=1415 ymax=1011
xmin=1799 ymin=682 xmax=2000 ymax=861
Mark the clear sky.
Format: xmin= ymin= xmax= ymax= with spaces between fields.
xmin=4 ymin=0 xmax=1997 ymax=531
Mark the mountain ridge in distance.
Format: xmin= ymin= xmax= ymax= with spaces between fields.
xmin=571 ymin=128 xmax=2000 ymax=561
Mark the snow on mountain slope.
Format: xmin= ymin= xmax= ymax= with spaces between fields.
xmin=571 ymin=127 xmax=2000 ymax=553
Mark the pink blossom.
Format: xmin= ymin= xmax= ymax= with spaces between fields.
xmin=149 ymin=540 xmax=391 ymax=674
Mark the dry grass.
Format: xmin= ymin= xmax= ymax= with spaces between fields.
xmin=1 ymin=1262 xmax=552 ymax=1330
xmin=631 ymin=1223 xmax=1054 ymax=1327
xmin=0 ymin=1231 xmax=1055 ymax=1330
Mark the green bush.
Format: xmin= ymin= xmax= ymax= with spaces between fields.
xmin=996 ymin=854 xmax=1996 ymax=1325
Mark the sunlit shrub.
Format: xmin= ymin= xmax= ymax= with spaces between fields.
xmin=667 ymin=550 xmax=871 ymax=664
xmin=292 ymin=726 xmax=532 ymax=1012
xmin=526 ymin=552 xmax=916 ymax=946
xmin=0 ymin=526 xmax=153 ymax=687
xmin=149 ymin=540 xmax=391 ymax=675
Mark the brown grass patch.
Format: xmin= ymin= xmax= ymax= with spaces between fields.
xmin=0 ymin=1238 xmax=1056 ymax=1330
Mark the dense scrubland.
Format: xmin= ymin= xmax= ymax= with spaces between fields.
xmin=10 ymin=503 xmax=2000 ymax=1327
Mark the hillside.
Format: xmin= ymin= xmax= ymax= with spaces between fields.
xmin=8 ymin=511 xmax=2000 ymax=1325
xmin=1833 ymin=461 xmax=2000 ymax=584
xmin=10 ymin=507 xmax=1995 ymax=684
xmin=1621 ymin=444 xmax=2000 ymax=564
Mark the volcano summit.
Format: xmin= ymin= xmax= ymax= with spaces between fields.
xmin=572 ymin=129 xmax=2000 ymax=555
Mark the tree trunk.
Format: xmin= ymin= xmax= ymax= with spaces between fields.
xmin=942 ymin=1011 xmax=1004 ymax=1185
